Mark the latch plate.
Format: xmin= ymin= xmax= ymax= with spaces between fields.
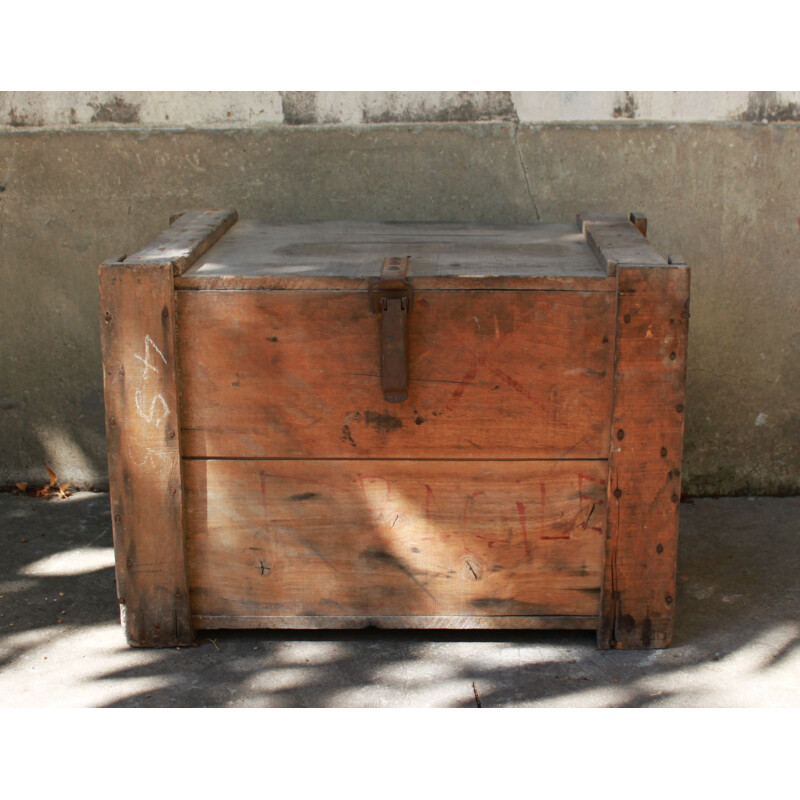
xmin=369 ymin=257 xmax=413 ymax=403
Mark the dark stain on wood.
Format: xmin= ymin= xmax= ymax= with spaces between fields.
xmin=470 ymin=597 xmax=550 ymax=614
xmin=341 ymin=424 xmax=357 ymax=447
xmin=622 ymin=613 xmax=636 ymax=633
xmin=641 ymin=615 xmax=652 ymax=646
xmin=288 ymin=492 xmax=318 ymax=502
xmin=294 ymin=534 xmax=339 ymax=573
xmin=358 ymin=546 xmax=434 ymax=599
xmin=364 ymin=411 xmax=403 ymax=433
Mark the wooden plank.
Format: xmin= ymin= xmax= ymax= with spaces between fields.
xmin=177 ymin=290 xmax=616 ymax=460
xmin=99 ymin=259 xmax=192 ymax=646
xmin=598 ymin=265 xmax=690 ymax=649
xmin=177 ymin=219 xmax=610 ymax=289
xmin=124 ymin=209 xmax=238 ymax=275
xmin=192 ymin=615 xmax=598 ymax=630
xmin=175 ymin=273 xmax=616 ymax=292
xmin=184 ymin=459 xmax=609 ymax=619
xmin=577 ymin=212 xmax=667 ymax=276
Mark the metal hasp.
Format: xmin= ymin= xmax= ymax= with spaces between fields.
xmin=369 ymin=256 xmax=413 ymax=403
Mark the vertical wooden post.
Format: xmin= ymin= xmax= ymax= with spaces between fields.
xmin=99 ymin=261 xmax=191 ymax=646
xmin=589 ymin=236 xmax=688 ymax=649
xmin=579 ymin=213 xmax=690 ymax=649
xmin=99 ymin=209 xmax=237 ymax=646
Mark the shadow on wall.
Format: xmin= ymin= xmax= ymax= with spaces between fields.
xmin=1 ymin=493 xmax=799 ymax=707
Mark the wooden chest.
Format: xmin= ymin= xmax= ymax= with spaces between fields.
xmin=99 ymin=210 xmax=689 ymax=649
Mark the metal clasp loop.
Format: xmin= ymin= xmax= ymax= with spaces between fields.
xmin=368 ymin=257 xmax=413 ymax=403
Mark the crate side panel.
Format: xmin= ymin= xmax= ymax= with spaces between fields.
xmin=184 ymin=459 xmax=607 ymax=619
xmin=177 ymin=289 xmax=616 ymax=459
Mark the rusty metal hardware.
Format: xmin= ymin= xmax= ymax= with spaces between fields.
xmin=369 ymin=256 xmax=413 ymax=403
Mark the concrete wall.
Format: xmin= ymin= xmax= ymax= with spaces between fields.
xmin=2 ymin=91 xmax=799 ymax=495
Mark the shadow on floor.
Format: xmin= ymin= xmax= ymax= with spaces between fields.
xmin=1 ymin=493 xmax=798 ymax=707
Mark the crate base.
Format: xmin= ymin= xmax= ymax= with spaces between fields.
xmin=192 ymin=615 xmax=599 ymax=631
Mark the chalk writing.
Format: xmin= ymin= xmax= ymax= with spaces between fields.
xmin=133 ymin=335 xmax=171 ymax=428
xmin=126 ymin=334 xmax=172 ymax=470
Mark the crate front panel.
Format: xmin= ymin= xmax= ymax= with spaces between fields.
xmin=176 ymin=289 xmax=615 ymax=459
xmin=184 ymin=459 xmax=608 ymax=619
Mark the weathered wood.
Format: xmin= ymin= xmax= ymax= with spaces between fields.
xmin=99 ymin=259 xmax=192 ymax=646
xmin=598 ymin=265 xmax=690 ymax=649
xmin=176 ymin=219 xmax=612 ymax=290
xmin=177 ymin=289 xmax=616 ymax=460
xmin=192 ymin=615 xmax=599 ymax=630
xmin=101 ymin=210 xmax=689 ymax=648
xmin=176 ymin=274 xmax=616 ymax=291
xmin=125 ymin=209 xmax=238 ymax=275
xmin=184 ymin=459 xmax=608 ymax=619
xmin=578 ymin=212 xmax=667 ymax=276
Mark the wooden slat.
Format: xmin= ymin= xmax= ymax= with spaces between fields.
xmin=176 ymin=219 xmax=611 ymax=290
xmin=177 ymin=290 xmax=616 ymax=459
xmin=577 ymin=213 xmax=667 ymax=276
xmin=184 ymin=459 xmax=609 ymax=619
xmin=124 ymin=209 xmax=238 ymax=275
xmin=598 ymin=265 xmax=690 ymax=649
xmin=192 ymin=615 xmax=599 ymax=630
xmin=175 ymin=274 xmax=616 ymax=292
xmin=98 ymin=261 xmax=191 ymax=646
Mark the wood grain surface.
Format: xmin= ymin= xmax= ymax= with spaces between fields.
xmin=179 ymin=220 xmax=608 ymax=284
xmin=192 ymin=614 xmax=599 ymax=630
xmin=99 ymin=260 xmax=192 ymax=646
xmin=100 ymin=211 xmax=689 ymax=646
xmin=124 ymin=209 xmax=238 ymax=275
xmin=184 ymin=459 xmax=608 ymax=619
xmin=598 ymin=265 xmax=690 ymax=649
xmin=578 ymin=213 xmax=667 ymax=276
xmin=177 ymin=289 xmax=616 ymax=459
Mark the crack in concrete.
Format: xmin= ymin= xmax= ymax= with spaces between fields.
xmin=512 ymin=124 xmax=541 ymax=221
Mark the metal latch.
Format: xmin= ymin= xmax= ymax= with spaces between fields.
xmin=369 ymin=256 xmax=413 ymax=403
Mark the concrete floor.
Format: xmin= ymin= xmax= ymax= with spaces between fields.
xmin=0 ymin=491 xmax=798 ymax=707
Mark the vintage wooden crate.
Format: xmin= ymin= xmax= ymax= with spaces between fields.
xmin=99 ymin=209 xmax=689 ymax=649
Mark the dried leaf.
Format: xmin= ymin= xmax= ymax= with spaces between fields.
xmin=57 ymin=482 xmax=72 ymax=499
xmin=46 ymin=465 xmax=57 ymax=487
xmin=15 ymin=482 xmax=28 ymax=491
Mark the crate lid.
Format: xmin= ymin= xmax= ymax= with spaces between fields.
xmin=126 ymin=210 xmax=668 ymax=291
